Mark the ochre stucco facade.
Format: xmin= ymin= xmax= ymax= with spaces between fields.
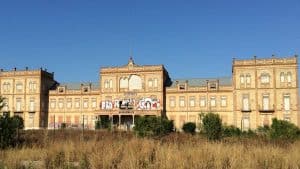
xmin=1 ymin=56 xmax=299 ymax=130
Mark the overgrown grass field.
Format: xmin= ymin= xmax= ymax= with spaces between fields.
xmin=1 ymin=130 xmax=300 ymax=169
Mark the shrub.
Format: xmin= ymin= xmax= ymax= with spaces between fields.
xmin=182 ymin=122 xmax=196 ymax=134
xmin=0 ymin=115 xmax=24 ymax=149
xmin=202 ymin=113 xmax=222 ymax=141
xmin=269 ymin=118 xmax=299 ymax=141
xmin=95 ymin=119 xmax=101 ymax=130
xmin=60 ymin=123 xmax=66 ymax=129
xmin=222 ymin=125 xmax=241 ymax=137
xmin=256 ymin=125 xmax=270 ymax=137
xmin=94 ymin=116 xmax=111 ymax=130
xmin=134 ymin=116 xmax=174 ymax=137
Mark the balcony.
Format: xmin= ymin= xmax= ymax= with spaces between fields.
xmin=259 ymin=105 xmax=275 ymax=114
xmin=97 ymin=108 xmax=161 ymax=116
xmin=241 ymin=108 xmax=252 ymax=113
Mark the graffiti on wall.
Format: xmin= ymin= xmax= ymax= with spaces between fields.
xmin=101 ymin=97 xmax=160 ymax=110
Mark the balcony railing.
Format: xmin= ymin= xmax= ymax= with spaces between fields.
xmin=97 ymin=108 xmax=161 ymax=116
xmin=241 ymin=108 xmax=252 ymax=113
xmin=259 ymin=104 xmax=275 ymax=113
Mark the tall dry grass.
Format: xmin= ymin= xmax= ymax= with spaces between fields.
xmin=0 ymin=130 xmax=300 ymax=169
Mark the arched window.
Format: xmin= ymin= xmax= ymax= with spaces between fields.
xmin=120 ymin=77 xmax=128 ymax=89
xmin=260 ymin=73 xmax=270 ymax=84
xmin=148 ymin=78 xmax=153 ymax=87
xmin=129 ymin=75 xmax=142 ymax=90
xmin=240 ymin=74 xmax=245 ymax=84
xmin=287 ymin=72 xmax=292 ymax=83
xmin=104 ymin=80 xmax=109 ymax=89
xmin=280 ymin=72 xmax=285 ymax=83
xmin=109 ymin=80 xmax=113 ymax=88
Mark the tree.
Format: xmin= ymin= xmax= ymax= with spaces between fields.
xmin=202 ymin=113 xmax=222 ymax=141
xmin=269 ymin=118 xmax=299 ymax=141
xmin=0 ymin=96 xmax=25 ymax=149
xmin=0 ymin=96 xmax=5 ymax=111
xmin=182 ymin=122 xmax=196 ymax=134
xmin=0 ymin=115 xmax=24 ymax=149
xmin=134 ymin=116 xmax=174 ymax=137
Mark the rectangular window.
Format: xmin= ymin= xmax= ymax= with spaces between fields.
xmin=283 ymin=94 xmax=290 ymax=111
xmin=74 ymin=116 xmax=80 ymax=124
xmin=154 ymin=78 xmax=158 ymax=87
xmin=179 ymin=96 xmax=185 ymax=107
xmin=16 ymin=83 xmax=23 ymax=92
xmin=200 ymin=97 xmax=206 ymax=107
xmin=29 ymin=98 xmax=35 ymax=112
xmin=58 ymin=98 xmax=64 ymax=109
xmin=242 ymin=95 xmax=249 ymax=111
xmin=66 ymin=98 xmax=72 ymax=108
xmin=261 ymin=74 xmax=270 ymax=84
xmin=189 ymin=96 xmax=195 ymax=107
xmin=242 ymin=117 xmax=250 ymax=131
xmin=179 ymin=85 xmax=185 ymax=90
xmin=75 ymin=98 xmax=80 ymax=108
xmin=28 ymin=112 xmax=35 ymax=127
xmin=148 ymin=80 xmax=153 ymax=87
xmin=240 ymin=75 xmax=245 ymax=84
xmin=287 ymin=73 xmax=292 ymax=83
xmin=16 ymin=98 xmax=22 ymax=111
xmin=92 ymin=98 xmax=97 ymax=108
xmin=83 ymin=99 xmax=89 ymax=108
xmin=66 ymin=116 xmax=71 ymax=124
xmin=29 ymin=82 xmax=37 ymax=91
xmin=50 ymin=99 xmax=56 ymax=109
xmin=210 ymin=83 xmax=217 ymax=89
xmin=3 ymin=98 xmax=9 ymax=111
xmin=246 ymin=75 xmax=251 ymax=84
xmin=221 ymin=96 xmax=227 ymax=107
xmin=210 ymin=97 xmax=216 ymax=107
xmin=3 ymin=83 xmax=10 ymax=92
xmin=169 ymin=97 xmax=175 ymax=107
xmin=262 ymin=95 xmax=269 ymax=110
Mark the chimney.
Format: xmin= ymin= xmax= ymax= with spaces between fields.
xmin=14 ymin=67 xmax=16 ymax=71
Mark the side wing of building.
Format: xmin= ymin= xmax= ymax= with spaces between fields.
xmin=0 ymin=68 xmax=56 ymax=129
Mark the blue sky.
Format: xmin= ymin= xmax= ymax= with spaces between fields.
xmin=0 ymin=0 xmax=299 ymax=83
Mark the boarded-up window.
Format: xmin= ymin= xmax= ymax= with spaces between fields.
xmin=58 ymin=116 xmax=63 ymax=123
xmin=74 ymin=116 xmax=80 ymax=124
xmin=66 ymin=116 xmax=71 ymax=124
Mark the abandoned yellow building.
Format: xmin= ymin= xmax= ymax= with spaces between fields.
xmin=0 ymin=68 xmax=56 ymax=129
xmin=0 ymin=55 xmax=299 ymax=130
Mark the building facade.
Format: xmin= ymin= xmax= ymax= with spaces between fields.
xmin=0 ymin=68 xmax=56 ymax=129
xmin=0 ymin=56 xmax=299 ymax=130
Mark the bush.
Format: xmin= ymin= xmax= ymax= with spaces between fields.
xmin=202 ymin=113 xmax=222 ymax=141
xmin=222 ymin=125 xmax=241 ymax=137
xmin=95 ymin=119 xmax=101 ymax=130
xmin=60 ymin=123 xmax=66 ymax=129
xmin=256 ymin=125 xmax=270 ymax=136
xmin=134 ymin=116 xmax=174 ymax=137
xmin=182 ymin=122 xmax=196 ymax=134
xmin=0 ymin=115 xmax=24 ymax=149
xmin=269 ymin=118 xmax=299 ymax=141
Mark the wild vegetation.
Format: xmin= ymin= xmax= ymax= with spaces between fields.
xmin=0 ymin=130 xmax=300 ymax=169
